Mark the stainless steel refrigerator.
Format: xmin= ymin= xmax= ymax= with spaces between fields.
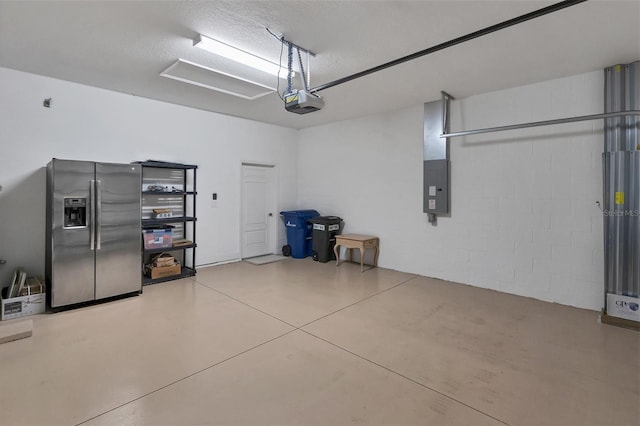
xmin=46 ymin=159 xmax=142 ymax=309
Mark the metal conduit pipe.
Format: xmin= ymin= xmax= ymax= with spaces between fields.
xmin=440 ymin=110 xmax=640 ymax=139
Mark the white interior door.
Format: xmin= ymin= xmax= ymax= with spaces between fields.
xmin=241 ymin=164 xmax=275 ymax=258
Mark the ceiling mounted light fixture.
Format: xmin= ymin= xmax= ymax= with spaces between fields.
xmin=160 ymin=59 xmax=276 ymax=100
xmin=193 ymin=34 xmax=289 ymax=79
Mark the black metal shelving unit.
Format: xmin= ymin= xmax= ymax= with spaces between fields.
xmin=136 ymin=161 xmax=198 ymax=286
xmin=142 ymin=216 xmax=197 ymax=227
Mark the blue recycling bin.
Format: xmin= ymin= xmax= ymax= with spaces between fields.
xmin=280 ymin=210 xmax=320 ymax=258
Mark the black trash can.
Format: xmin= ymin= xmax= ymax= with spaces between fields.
xmin=309 ymin=216 xmax=342 ymax=263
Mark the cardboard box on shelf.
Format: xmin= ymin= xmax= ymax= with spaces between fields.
xmin=172 ymin=238 xmax=193 ymax=247
xmin=152 ymin=253 xmax=175 ymax=267
xmin=152 ymin=208 xmax=172 ymax=219
xmin=145 ymin=262 xmax=181 ymax=279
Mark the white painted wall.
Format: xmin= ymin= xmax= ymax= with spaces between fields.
xmin=0 ymin=67 xmax=299 ymax=287
xmin=298 ymin=71 xmax=605 ymax=311
xmin=0 ymin=66 xmax=608 ymax=311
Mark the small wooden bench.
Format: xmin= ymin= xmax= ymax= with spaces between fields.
xmin=334 ymin=234 xmax=379 ymax=272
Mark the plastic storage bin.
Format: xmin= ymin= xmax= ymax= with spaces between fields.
xmin=309 ymin=216 xmax=342 ymax=263
xmin=280 ymin=210 xmax=319 ymax=258
xmin=142 ymin=226 xmax=174 ymax=249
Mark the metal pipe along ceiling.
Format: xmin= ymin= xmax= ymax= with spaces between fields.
xmin=441 ymin=110 xmax=640 ymax=139
xmin=310 ymin=0 xmax=588 ymax=94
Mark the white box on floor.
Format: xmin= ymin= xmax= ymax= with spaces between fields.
xmin=1 ymin=293 xmax=46 ymax=320
xmin=606 ymin=293 xmax=640 ymax=322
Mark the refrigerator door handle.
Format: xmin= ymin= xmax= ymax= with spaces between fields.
xmin=96 ymin=180 xmax=102 ymax=250
xmin=90 ymin=180 xmax=96 ymax=250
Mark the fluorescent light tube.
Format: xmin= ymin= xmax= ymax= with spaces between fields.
xmin=194 ymin=34 xmax=290 ymax=79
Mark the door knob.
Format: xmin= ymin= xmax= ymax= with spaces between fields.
xmin=268 ymin=213 xmax=273 ymax=217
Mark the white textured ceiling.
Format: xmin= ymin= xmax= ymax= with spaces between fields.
xmin=0 ymin=1 xmax=638 ymax=129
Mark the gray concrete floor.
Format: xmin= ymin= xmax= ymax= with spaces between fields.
xmin=1 ymin=258 xmax=638 ymax=425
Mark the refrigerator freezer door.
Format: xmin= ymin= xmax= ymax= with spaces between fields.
xmin=94 ymin=163 xmax=142 ymax=299
xmin=49 ymin=159 xmax=96 ymax=307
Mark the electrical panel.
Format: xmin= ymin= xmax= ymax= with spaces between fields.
xmin=423 ymin=159 xmax=449 ymax=214
xmin=423 ymin=98 xmax=451 ymax=218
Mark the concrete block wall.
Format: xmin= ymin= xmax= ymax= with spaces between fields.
xmin=452 ymin=71 xmax=605 ymax=308
xmin=298 ymin=70 xmax=606 ymax=310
